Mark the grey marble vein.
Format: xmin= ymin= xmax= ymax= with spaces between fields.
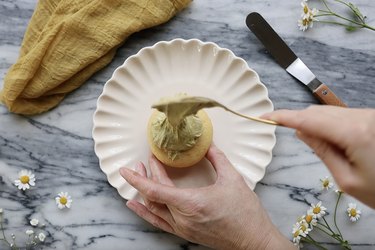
xmin=1 ymin=0 xmax=375 ymax=249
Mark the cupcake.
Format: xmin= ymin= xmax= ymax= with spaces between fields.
xmin=147 ymin=94 xmax=213 ymax=168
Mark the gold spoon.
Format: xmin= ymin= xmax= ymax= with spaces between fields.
xmin=152 ymin=95 xmax=279 ymax=126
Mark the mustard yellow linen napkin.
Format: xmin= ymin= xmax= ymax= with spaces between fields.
xmin=1 ymin=0 xmax=191 ymax=115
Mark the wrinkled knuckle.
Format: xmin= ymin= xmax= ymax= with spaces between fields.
xmin=192 ymin=201 xmax=207 ymax=214
xmin=145 ymin=186 xmax=158 ymax=200
xmin=147 ymin=203 xmax=158 ymax=213
xmin=184 ymin=195 xmax=207 ymax=214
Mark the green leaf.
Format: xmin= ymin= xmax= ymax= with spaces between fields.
xmin=345 ymin=25 xmax=358 ymax=31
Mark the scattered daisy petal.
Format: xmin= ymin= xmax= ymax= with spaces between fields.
xmin=320 ymin=176 xmax=334 ymax=190
xmin=0 ymin=208 xmax=3 ymax=214
xmin=308 ymin=201 xmax=327 ymax=219
xmin=30 ymin=218 xmax=39 ymax=226
xmin=55 ymin=192 xmax=73 ymax=209
xmin=26 ymin=229 xmax=34 ymax=235
xmin=14 ymin=170 xmax=36 ymax=191
xmin=347 ymin=203 xmax=361 ymax=222
xmin=38 ymin=232 xmax=46 ymax=242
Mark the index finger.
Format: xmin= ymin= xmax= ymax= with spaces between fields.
xmin=120 ymin=167 xmax=186 ymax=207
xmin=262 ymin=106 xmax=350 ymax=148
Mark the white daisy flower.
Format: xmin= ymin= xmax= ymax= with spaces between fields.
xmin=30 ymin=218 xmax=39 ymax=226
xmin=298 ymin=18 xmax=312 ymax=31
xmin=26 ymin=229 xmax=34 ymax=235
xmin=301 ymin=1 xmax=312 ymax=19
xmin=308 ymin=201 xmax=327 ymax=219
xmin=299 ymin=219 xmax=312 ymax=236
xmin=55 ymin=192 xmax=73 ymax=209
xmin=14 ymin=170 xmax=36 ymax=190
xmin=320 ymin=176 xmax=334 ymax=190
xmin=301 ymin=1 xmax=319 ymax=19
xmin=298 ymin=1 xmax=319 ymax=31
xmin=38 ymin=232 xmax=46 ymax=242
xmin=300 ymin=212 xmax=317 ymax=227
xmin=347 ymin=203 xmax=361 ymax=222
xmin=292 ymin=222 xmax=304 ymax=245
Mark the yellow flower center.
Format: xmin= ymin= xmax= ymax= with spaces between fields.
xmin=313 ymin=207 xmax=321 ymax=214
xmin=350 ymin=208 xmax=357 ymax=217
xmin=323 ymin=179 xmax=330 ymax=187
xmin=293 ymin=230 xmax=300 ymax=237
xmin=60 ymin=197 xmax=68 ymax=205
xmin=304 ymin=5 xmax=309 ymax=14
xmin=303 ymin=18 xmax=309 ymax=26
xmin=301 ymin=224 xmax=307 ymax=231
xmin=20 ymin=175 xmax=30 ymax=184
xmin=305 ymin=215 xmax=313 ymax=223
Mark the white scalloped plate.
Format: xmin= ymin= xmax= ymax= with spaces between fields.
xmin=92 ymin=39 xmax=276 ymax=200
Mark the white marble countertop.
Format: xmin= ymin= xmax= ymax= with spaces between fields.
xmin=1 ymin=0 xmax=375 ymax=249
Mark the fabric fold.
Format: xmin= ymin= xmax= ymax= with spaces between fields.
xmin=1 ymin=0 xmax=191 ymax=115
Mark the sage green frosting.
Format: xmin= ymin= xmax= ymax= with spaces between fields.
xmin=151 ymin=112 xmax=202 ymax=160
xmin=151 ymin=94 xmax=217 ymax=160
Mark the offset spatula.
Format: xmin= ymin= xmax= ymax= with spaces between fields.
xmin=246 ymin=12 xmax=347 ymax=107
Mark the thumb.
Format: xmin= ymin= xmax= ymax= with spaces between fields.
xmin=205 ymin=144 xmax=239 ymax=180
xmin=149 ymin=155 xmax=175 ymax=186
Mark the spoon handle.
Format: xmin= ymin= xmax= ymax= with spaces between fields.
xmin=223 ymin=107 xmax=279 ymax=126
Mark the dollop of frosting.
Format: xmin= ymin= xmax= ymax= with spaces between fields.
xmin=151 ymin=93 xmax=216 ymax=160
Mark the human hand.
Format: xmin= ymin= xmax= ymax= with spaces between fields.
xmin=263 ymin=106 xmax=375 ymax=208
xmin=120 ymin=145 xmax=294 ymax=250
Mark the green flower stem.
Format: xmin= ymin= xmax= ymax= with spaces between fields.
xmin=326 ymin=12 xmax=374 ymax=30
xmin=318 ymin=0 xmax=375 ymax=31
xmin=321 ymin=0 xmax=332 ymax=12
xmin=322 ymin=217 xmax=334 ymax=232
xmin=316 ymin=20 xmax=354 ymax=28
xmin=317 ymin=221 xmax=332 ymax=231
xmin=315 ymin=224 xmax=336 ymax=238
xmin=334 ymin=0 xmax=353 ymax=10
xmin=304 ymin=235 xmax=329 ymax=250
xmin=315 ymin=223 xmax=343 ymax=242
xmin=333 ymin=0 xmax=365 ymax=22
xmin=333 ymin=192 xmax=344 ymax=240
xmin=0 ymin=215 xmax=11 ymax=247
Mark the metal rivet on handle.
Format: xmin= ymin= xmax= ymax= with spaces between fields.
xmin=322 ymin=90 xmax=328 ymax=95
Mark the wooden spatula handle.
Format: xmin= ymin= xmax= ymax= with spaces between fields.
xmin=313 ymin=84 xmax=347 ymax=107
